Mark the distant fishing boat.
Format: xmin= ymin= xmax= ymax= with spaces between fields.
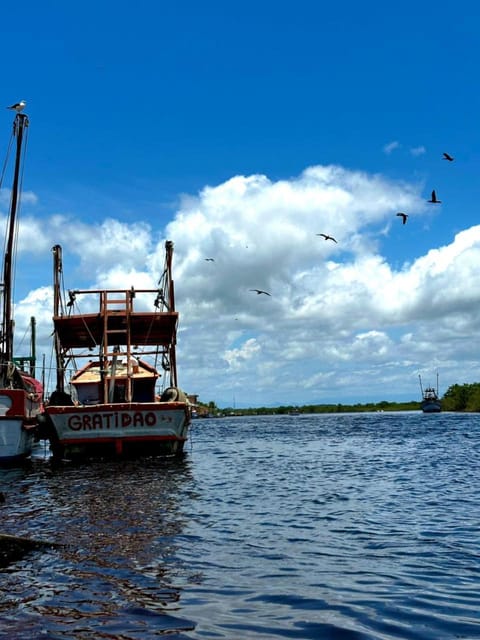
xmin=419 ymin=373 xmax=441 ymax=413
xmin=0 ymin=110 xmax=44 ymax=463
xmin=39 ymin=241 xmax=191 ymax=459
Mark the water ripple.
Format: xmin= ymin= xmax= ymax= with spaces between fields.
xmin=1 ymin=413 xmax=480 ymax=638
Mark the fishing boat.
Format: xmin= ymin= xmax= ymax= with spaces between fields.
xmin=419 ymin=373 xmax=441 ymax=413
xmin=40 ymin=241 xmax=191 ymax=459
xmin=0 ymin=111 xmax=44 ymax=463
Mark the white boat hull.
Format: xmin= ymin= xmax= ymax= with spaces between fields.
xmin=45 ymin=401 xmax=190 ymax=458
xmin=0 ymin=388 xmax=41 ymax=463
xmin=0 ymin=418 xmax=35 ymax=462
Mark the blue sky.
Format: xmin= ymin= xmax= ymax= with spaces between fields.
xmin=2 ymin=1 xmax=480 ymax=406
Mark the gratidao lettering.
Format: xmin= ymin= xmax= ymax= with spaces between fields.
xmin=68 ymin=412 xmax=161 ymax=431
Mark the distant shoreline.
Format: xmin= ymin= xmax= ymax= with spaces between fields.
xmin=194 ymin=400 xmax=422 ymax=417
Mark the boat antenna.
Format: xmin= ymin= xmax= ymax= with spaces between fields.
xmin=418 ymin=374 xmax=424 ymax=396
xmin=1 ymin=113 xmax=29 ymax=379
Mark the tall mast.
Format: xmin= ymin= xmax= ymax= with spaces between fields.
xmin=165 ymin=240 xmax=178 ymax=388
xmin=29 ymin=316 xmax=36 ymax=376
xmin=52 ymin=244 xmax=65 ymax=392
xmin=1 ymin=113 xmax=29 ymax=372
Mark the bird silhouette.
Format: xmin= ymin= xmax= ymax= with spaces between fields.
xmin=396 ymin=212 xmax=408 ymax=225
xmin=428 ymin=190 xmax=441 ymax=204
xmin=204 ymin=258 xmax=215 ymax=262
xmin=250 ymin=289 xmax=271 ymax=296
xmin=443 ymin=152 xmax=454 ymax=161
xmin=316 ymin=233 xmax=337 ymax=243
xmin=6 ymin=100 xmax=26 ymax=113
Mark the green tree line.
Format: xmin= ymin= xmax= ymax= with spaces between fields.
xmin=442 ymin=382 xmax=480 ymax=411
xmin=196 ymin=399 xmax=419 ymax=416
xmin=196 ymin=382 xmax=480 ymax=415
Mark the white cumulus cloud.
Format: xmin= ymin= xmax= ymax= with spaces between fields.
xmin=11 ymin=164 xmax=480 ymax=407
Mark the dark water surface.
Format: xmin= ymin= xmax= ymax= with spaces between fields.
xmin=1 ymin=413 xmax=479 ymax=639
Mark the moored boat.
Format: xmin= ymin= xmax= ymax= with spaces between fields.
xmin=0 ymin=110 xmax=44 ymax=463
xmin=419 ymin=373 xmax=441 ymax=413
xmin=39 ymin=241 xmax=191 ymax=459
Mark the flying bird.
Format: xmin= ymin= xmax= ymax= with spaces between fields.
xmin=396 ymin=212 xmax=408 ymax=225
xmin=204 ymin=258 xmax=215 ymax=262
xmin=250 ymin=289 xmax=271 ymax=296
xmin=442 ymin=152 xmax=454 ymax=161
xmin=428 ymin=190 xmax=441 ymax=204
xmin=6 ymin=100 xmax=26 ymax=113
xmin=316 ymin=233 xmax=337 ymax=243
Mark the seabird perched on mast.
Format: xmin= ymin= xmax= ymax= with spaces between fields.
xmin=6 ymin=100 xmax=26 ymax=113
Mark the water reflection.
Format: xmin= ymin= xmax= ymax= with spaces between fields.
xmin=0 ymin=455 xmax=197 ymax=638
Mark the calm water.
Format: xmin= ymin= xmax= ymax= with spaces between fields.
xmin=0 ymin=412 xmax=479 ymax=639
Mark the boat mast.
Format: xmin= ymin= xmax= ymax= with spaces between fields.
xmin=165 ymin=240 xmax=178 ymax=388
xmin=52 ymin=244 xmax=65 ymax=392
xmin=29 ymin=316 xmax=36 ymax=376
xmin=1 ymin=113 xmax=29 ymax=381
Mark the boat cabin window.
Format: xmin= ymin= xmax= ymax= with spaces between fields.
xmin=132 ymin=378 xmax=156 ymax=402
xmin=112 ymin=383 xmax=126 ymax=403
xmin=74 ymin=382 xmax=100 ymax=405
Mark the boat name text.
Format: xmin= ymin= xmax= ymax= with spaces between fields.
xmin=67 ymin=412 xmax=172 ymax=431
